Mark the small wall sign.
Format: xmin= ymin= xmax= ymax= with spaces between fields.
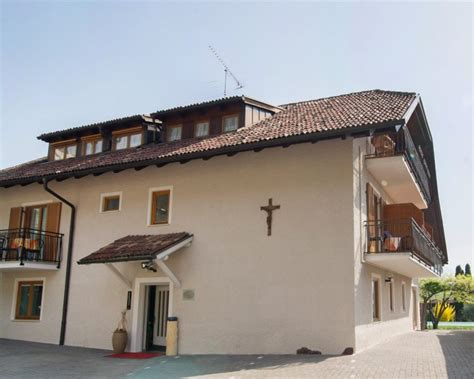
xmin=182 ymin=289 xmax=195 ymax=301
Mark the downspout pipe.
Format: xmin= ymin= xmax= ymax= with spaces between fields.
xmin=43 ymin=178 xmax=76 ymax=346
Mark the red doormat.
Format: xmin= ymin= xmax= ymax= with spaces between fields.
xmin=106 ymin=352 xmax=163 ymax=359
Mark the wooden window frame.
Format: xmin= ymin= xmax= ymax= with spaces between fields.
xmin=99 ymin=192 xmax=122 ymax=213
xmin=147 ymin=187 xmax=172 ymax=226
xmin=371 ymin=274 xmax=382 ymax=322
xmin=389 ymin=280 xmax=395 ymax=312
xmin=24 ymin=204 xmax=48 ymax=231
xmin=14 ymin=280 xmax=44 ymax=321
xmin=194 ymin=120 xmax=210 ymax=138
xmin=51 ymin=139 xmax=78 ymax=160
xmin=112 ymin=127 xmax=143 ymax=150
xmin=167 ymin=124 xmax=183 ymax=142
xmin=222 ymin=114 xmax=239 ymax=133
xmin=82 ymin=134 xmax=103 ymax=156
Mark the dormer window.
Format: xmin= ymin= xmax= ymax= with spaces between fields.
xmin=53 ymin=141 xmax=77 ymax=160
xmin=112 ymin=127 xmax=143 ymax=150
xmin=83 ymin=135 xmax=103 ymax=156
xmin=195 ymin=121 xmax=210 ymax=137
xmin=168 ymin=125 xmax=182 ymax=142
xmin=222 ymin=115 xmax=238 ymax=133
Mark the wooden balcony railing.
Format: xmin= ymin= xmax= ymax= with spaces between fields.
xmin=0 ymin=228 xmax=63 ymax=268
xmin=366 ymin=127 xmax=432 ymax=205
xmin=365 ymin=219 xmax=443 ymax=275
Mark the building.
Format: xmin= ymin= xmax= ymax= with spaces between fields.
xmin=0 ymin=90 xmax=447 ymax=354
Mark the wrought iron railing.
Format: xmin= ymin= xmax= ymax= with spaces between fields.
xmin=0 ymin=228 xmax=63 ymax=268
xmin=366 ymin=127 xmax=431 ymax=204
xmin=365 ymin=219 xmax=443 ymax=275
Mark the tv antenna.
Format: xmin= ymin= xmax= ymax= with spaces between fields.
xmin=209 ymin=45 xmax=244 ymax=96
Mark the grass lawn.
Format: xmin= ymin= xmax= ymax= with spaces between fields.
xmin=430 ymin=325 xmax=474 ymax=330
xmin=431 ymin=325 xmax=474 ymax=330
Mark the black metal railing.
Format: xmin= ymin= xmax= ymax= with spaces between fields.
xmin=366 ymin=127 xmax=431 ymax=204
xmin=365 ymin=219 xmax=443 ymax=275
xmin=0 ymin=228 xmax=63 ymax=268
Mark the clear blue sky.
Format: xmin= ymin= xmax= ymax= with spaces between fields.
xmin=1 ymin=1 xmax=472 ymax=272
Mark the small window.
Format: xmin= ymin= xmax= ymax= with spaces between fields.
xmin=195 ymin=121 xmax=209 ymax=137
xmin=112 ymin=129 xmax=143 ymax=150
xmin=168 ymin=125 xmax=182 ymax=142
xmin=100 ymin=192 xmax=122 ymax=213
xmin=53 ymin=143 xmax=77 ymax=160
xmin=222 ymin=115 xmax=238 ymax=133
xmin=84 ymin=138 xmax=103 ymax=156
xmin=54 ymin=146 xmax=65 ymax=160
xmin=389 ymin=280 xmax=394 ymax=312
xmin=16 ymin=281 xmax=43 ymax=320
xmin=130 ymin=133 xmax=142 ymax=148
xmin=151 ymin=190 xmax=171 ymax=225
xmin=115 ymin=135 xmax=128 ymax=150
xmin=372 ymin=277 xmax=381 ymax=321
xmin=401 ymin=282 xmax=406 ymax=312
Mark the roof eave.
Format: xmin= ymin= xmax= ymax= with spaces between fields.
xmin=0 ymin=119 xmax=403 ymax=188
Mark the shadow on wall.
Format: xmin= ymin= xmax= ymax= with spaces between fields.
xmin=436 ymin=331 xmax=474 ymax=378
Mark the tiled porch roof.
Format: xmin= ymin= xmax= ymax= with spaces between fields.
xmin=77 ymin=233 xmax=193 ymax=264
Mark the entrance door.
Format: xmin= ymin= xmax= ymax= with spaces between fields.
xmin=153 ymin=286 xmax=170 ymax=346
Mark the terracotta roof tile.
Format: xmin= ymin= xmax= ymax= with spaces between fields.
xmin=77 ymin=232 xmax=193 ymax=264
xmin=0 ymin=90 xmax=417 ymax=186
xmin=37 ymin=114 xmax=155 ymax=141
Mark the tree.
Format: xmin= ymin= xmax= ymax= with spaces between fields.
xmin=455 ymin=265 xmax=464 ymax=276
xmin=465 ymin=263 xmax=472 ymax=277
xmin=419 ymin=275 xmax=474 ymax=329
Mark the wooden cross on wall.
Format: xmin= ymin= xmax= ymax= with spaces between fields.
xmin=260 ymin=198 xmax=281 ymax=236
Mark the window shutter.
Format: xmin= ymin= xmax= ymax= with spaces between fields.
xmin=44 ymin=203 xmax=62 ymax=262
xmin=46 ymin=202 xmax=62 ymax=233
xmin=8 ymin=207 xmax=23 ymax=230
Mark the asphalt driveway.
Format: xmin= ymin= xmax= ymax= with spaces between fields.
xmin=1 ymin=330 xmax=473 ymax=378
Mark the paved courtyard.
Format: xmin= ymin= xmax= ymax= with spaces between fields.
xmin=1 ymin=330 xmax=473 ymax=378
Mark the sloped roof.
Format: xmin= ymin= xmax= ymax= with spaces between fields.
xmin=0 ymin=90 xmax=417 ymax=187
xmin=152 ymin=95 xmax=281 ymax=116
xmin=77 ymin=233 xmax=193 ymax=264
xmin=37 ymin=114 xmax=157 ymax=142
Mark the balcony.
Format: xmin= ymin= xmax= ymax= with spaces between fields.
xmin=0 ymin=228 xmax=63 ymax=270
xmin=364 ymin=219 xmax=443 ymax=278
xmin=365 ymin=127 xmax=431 ymax=209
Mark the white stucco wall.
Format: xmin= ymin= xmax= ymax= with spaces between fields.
xmin=0 ymin=140 xmax=356 ymax=354
xmin=0 ymin=192 xmax=72 ymax=344
xmin=352 ymin=137 xmax=415 ymax=352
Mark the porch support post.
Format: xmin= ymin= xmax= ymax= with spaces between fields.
xmin=106 ymin=263 xmax=132 ymax=288
xmin=155 ymin=259 xmax=181 ymax=288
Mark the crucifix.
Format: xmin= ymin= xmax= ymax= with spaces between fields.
xmin=260 ymin=198 xmax=281 ymax=236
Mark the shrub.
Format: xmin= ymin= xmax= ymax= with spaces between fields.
xmin=433 ymin=302 xmax=456 ymax=322
xmin=460 ymin=304 xmax=474 ymax=322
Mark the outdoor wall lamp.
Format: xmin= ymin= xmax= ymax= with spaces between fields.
xmin=141 ymin=261 xmax=157 ymax=272
xmin=385 ymin=274 xmax=393 ymax=283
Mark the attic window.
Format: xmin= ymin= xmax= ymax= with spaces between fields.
xmin=167 ymin=125 xmax=182 ymax=142
xmin=112 ymin=127 xmax=143 ymax=150
xmin=194 ymin=121 xmax=209 ymax=137
xmin=222 ymin=115 xmax=238 ymax=133
xmin=53 ymin=142 xmax=77 ymax=160
xmin=83 ymin=135 xmax=103 ymax=156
